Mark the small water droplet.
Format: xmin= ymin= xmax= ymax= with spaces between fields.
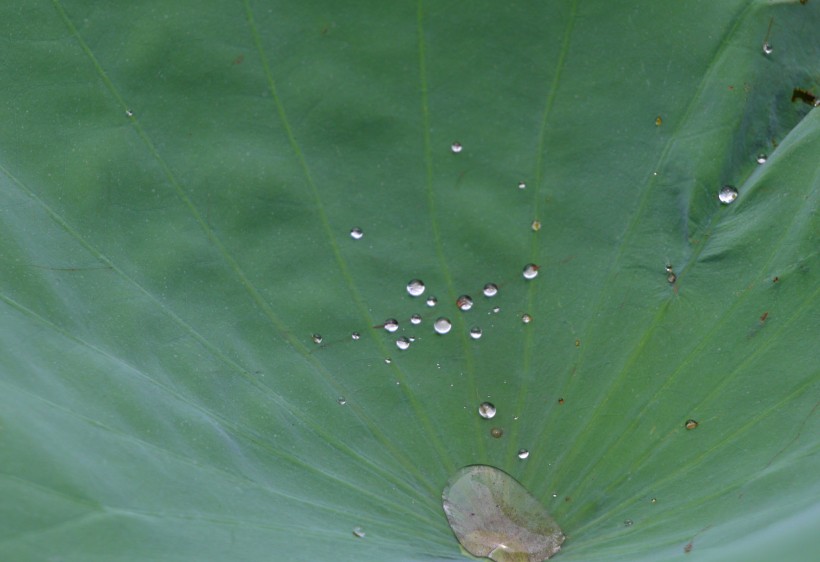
xmin=426 ymin=296 xmax=438 ymax=307
xmin=650 ymin=498 xmax=657 ymax=504
xmin=521 ymin=313 xmax=532 ymax=324
xmin=624 ymin=519 xmax=634 ymax=527
xmin=352 ymin=526 xmax=365 ymax=538
xmin=655 ymin=115 xmax=662 ymax=126
xmin=552 ymin=492 xmax=558 ymax=498
xmin=312 ymin=334 xmax=323 ymax=344
xmin=478 ymin=402 xmax=496 ymax=419
xmin=482 ymin=283 xmax=498 ymax=297
xmin=531 ymin=220 xmax=541 ymax=231
xmin=718 ymin=185 xmax=738 ymax=204
xmin=410 ymin=313 xmax=422 ymax=325
xmin=406 ymin=279 xmax=425 ymax=297
xmin=756 ymin=154 xmax=768 ymax=164
xmin=350 ymin=227 xmax=364 ymax=240
xmin=396 ymin=336 xmax=410 ymax=350
xmin=492 ymin=306 xmax=501 ymax=314
xmin=667 ymin=272 xmax=677 ymax=284
xmin=451 ymin=142 xmax=463 ymax=153
xmin=490 ymin=427 xmax=503 ymax=438
xmin=523 ymin=263 xmax=540 ymax=279
xmin=762 ymin=42 xmax=773 ymax=55
xmin=434 ymin=317 xmax=452 ymax=334
xmin=665 ymin=264 xmax=673 ymax=273
xmin=351 ymin=332 xmax=361 ymax=341
xmin=125 ymin=109 xmax=134 ymax=117
xmin=456 ymin=295 xmax=474 ymax=311
xmin=517 ymin=449 xmax=530 ymax=460
xmin=383 ymin=318 xmax=399 ymax=332
xmin=685 ymin=419 xmax=699 ymax=430
xmin=518 ymin=181 xmax=526 ymax=190
xmin=469 ymin=326 xmax=482 ymax=340
xmin=384 ymin=357 xmax=392 ymax=364
xmin=337 ymin=397 xmax=347 ymax=405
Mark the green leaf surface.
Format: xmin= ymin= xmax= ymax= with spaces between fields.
xmin=1 ymin=1 xmax=818 ymax=561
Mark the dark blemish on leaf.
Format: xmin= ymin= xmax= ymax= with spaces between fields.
xmin=685 ymin=419 xmax=698 ymax=430
xmin=233 ymin=54 xmax=244 ymax=65
xmin=791 ymin=88 xmax=818 ymax=107
xmin=558 ymin=398 xmax=565 ymax=405
xmin=490 ymin=427 xmax=503 ymax=438
xmin=773 ymin=276 xmax=779 ymax=283
xmin=759 ymin=311 xmax=769 ymax=324
xmin=684 ymin=541 xmax=693 ymax=554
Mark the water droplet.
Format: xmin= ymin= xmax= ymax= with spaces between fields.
xmin=451 ymin=142 xmax=463 ymax=153
xmin=650 ymin=498 xmax=657 ymax=504
xmin=492 ymin=306 xmax=501 ymax=314
xmin=352 ymin=526 xmax=365 ymax=538
xmin=665 ymin=264 xmax=673 ymax=273
xmin=521 ymin=313 xmax=532 ymax=324
xmin=457 ymin=295 xmax=474 ymax=311
xmin=426 ymin=296 xmax=438 ymax=307
xmin=125 ymin=109 xmax=134 ymax=117
xmin=523 ymin=263 xmax=540 ymax=279
xmin=396 ymin=337 xmax=410 ymax=350
xmin=517 ymin=449 xmax=530 ymax=460
xmin=312 ymin=334 xmax=323 ymax=344
xmin=762 ymin=42 xmax=773 ymax=55
xmin=531 ymin=220 xmax=541 ymax=231
xmin=337 ymin=397 xmax=347 ymax=405
xmin=410 ymin=313 xmax=422 ymax=325
xmin=406 ymin=279 xmax=425 ymax=297
xmin=383 ymin=318 xmax=399 ymax=332
xmin=442 ymin=465 xmax=564 ymax=562
xmin=655 ymin=115 xmax=662 ymax=126
xmin=518 ymin=181 xmax=526 ymax=190
xmin=482 ymin=283 xmax=498 ymax=297
xmin=478 ymin=402 xmax=496 ymax=419
xmin=718 ymin=185 xmax=738 ymax=204
xmin=469 ymin=326 xmax=483 ymax=340
xmin=350 ymin=227 xmax=364 ymax=240
xmin=667 ymin=272 xmax=677 ymax=284
xmin=685 ymin=419 xmax=699 ymax=430
xmin=384 ymin=357 xmax=392 ymax=364
xmin=624 ymin=519 xmax=634 ymax=527
xmin=351 ymin=332 xmax=361 ymax=341
xmin=552 ymin=492 xmax=558 ymax=498
xmin=434 ymin=317 xmax=452 ymax=335
xmin=756 ymin=154 xmax=768 ymax=164
xmin=490 ymin=427 xmax=504 ymax=438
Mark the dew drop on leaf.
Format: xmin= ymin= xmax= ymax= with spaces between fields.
xmin=351 ymin=332 xmax=361 ymax=341
xmin=756 ymin=154 xmax=767 ymax=164
xmin=483 ymin=283 xmax=499 ymax=297
xmin=442 ymin=465 xmax=565 ymax=562
xmin=352 ymin=526 xmax=365 ymax=538
xmin=470 ymin=326 xmax=483 ymax=340
xmin=518 ymin=181 xmax=526 ymax=190
xmin=457 ymin=295 xmax=474 ymax=311
xmin=624 ymin=519 xmax=634 ymax=527
xmin=762 ymin=42 xmax=773 ymax=55
xmin=410 ymin=313 xmax=422 ymax=325
xmin=517 ymin=449 xmax=530 ymax=460
xmin=523 ymin=264 xmax=540 ymax=279
xmin=311 ymin=334 xmax=323 ymax=344
xmin=451 ymin=142 xmax=463 ymax=153
xmin=478 ymin=402 xmax=496 ymax=419
xmin=531 ymin=220 xmax=541 ymax=232
xmin=384 ymin=357 xmax=392 ymax=364
xmin=718 ymin=185 xmax=738 ymax=204
xmin=125 ymin=108 xmax=134 ymax=117
xmin=337 ymin=397 xmax=346 ymax=405
xmin=406 ymin=279 xmax=425 ymax=297
xmin=396 ymin=337 xmax=410 ymax=350
xmin=349 ymin=227 xmax=364 ymax=240
xmin=434 ymin=317 xmax=452 ymax=335
xmin=492 ymin=306 xmax=501 ymax=314
xmin=490 ymin=427 xmax=504 ymax=438
xmin=667 ymin=272 xmax=677 ymax=284
xmin=521 ymin=314 xmax=532 ymax=324
xmin=426 ymin=296 xmax=438 ymax=307
xmin=383 ymin=318 xmax=399 ymax=333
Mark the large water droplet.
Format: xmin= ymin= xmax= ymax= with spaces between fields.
xmin=410 ymin=313 xmax=422 ymax=325
xmin=406 ymin=279 xmax=425 ymax=297
xmin=762 ymin=42 xmax=773 ymax=55
xmin=483 ymin=283 xmax=498 ymax=297
xmin=756 ymin=154 xmax=767 ymax=164
xmin=451 ymin=142 xmax=463 ymax=153
xmin=426 ymin=296 xmax=438 ymax=307
xmin=396 ymin=337 xmax=411 ymax=350
xmin=312 ymin=334 xmax=323 ymax=344
xmin=521 ymin=314 xmax=532 ymax=324
xmin=383 ymin=318 xmax=399 ymax=333
xmin=478 ymin=402 xmax=496 ymax=419
xmin=457 ymin=295 xmax=474 ymax=311
xmin=434 ymin=317 xmax=452 ymax=334
xmin=442 ymin=466 xmax=564 ymax=562
xmin=718 ymin=185 xmax=738 ymax=204
xmin=469 ymin=326 xmax=483 ymax=340
xmin=523 ymin=264 xmax=540 ymax=279
xmin=518 ymin=449 xmax=530 ymax=460
xmin=352 ymin=526 xmax=366 ymax=538
xmin=350 ymin=227 xmax=364 ymax=240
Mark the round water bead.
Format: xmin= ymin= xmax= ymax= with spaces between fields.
xmin=517 ymin=449 xmax=530 ymax=460
xmin=482 ymin=283 xmax=498 ymax=297
xmin=337 ymin=397 xmax=347 ymax=405
xmin=410 ymin=313 xmax=422 ymax=325
xmin=469 ymin=326 xmax=483 ymax=340
xmin=349 ymin=227 xmax=364 ymax=240
xmin=531 ymin=220 xmax=541 ymax=232
xmin=451 ymin=142 xmax=463 ymax=153
xmin=383 ymin=319 xmax=399 ymax=333
xmin=756 ymin=154 xmax=767 ymax=164
xmin=396 ymin=337 xmax=411 ymax=350
xmin=352 ymin=526 xmax=365 ymax=538
xmin=457 ymin=295 xmax=474 ymax=311
xmin=762 ymin=42 xmax=773 ymax=55
xmin=311 ymin=334 xmax=323 ymax=344
xmin=434 ymin=317 xmax=452 ymax=335
xmin=406 ymin=279 xmax=425 ymax=297
xmin=718 ymin=185 xmax=738 ymax=204
xmin=521 ymin=314 xmax=532 ymax=324
xmin=518 ymin=181 xmax=527 ymax=190
xmin=523 ymin=263 xmax=540 ymax=279
xmin=351 ymin=332 xmax=361 ymax=340
xmin=490 ymin=427 xmax=504 ymax=438
xmin=478 ymin=402 xmax=496 ymax=419
xmin=426 ymin=296 xmax=438 ymax=307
